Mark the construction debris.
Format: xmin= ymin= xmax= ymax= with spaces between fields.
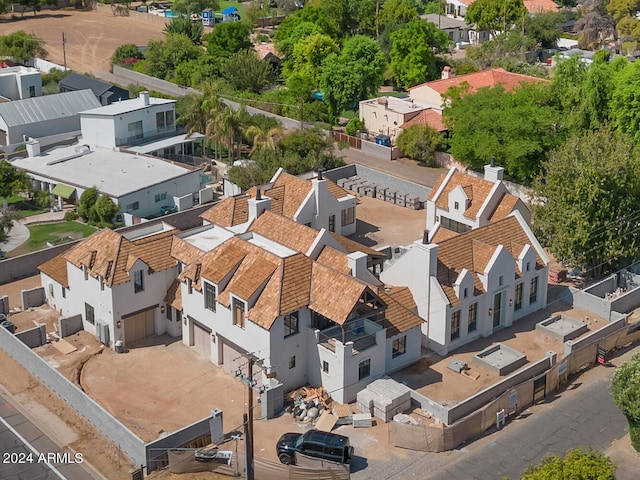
xmin=288 ymin=386 xmax=334 ymax=426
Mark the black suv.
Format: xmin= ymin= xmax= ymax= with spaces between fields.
xmin=276 ymin=429 xmax=354 ymax=465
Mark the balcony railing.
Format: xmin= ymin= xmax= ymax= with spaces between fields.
xmin=115 ymin=125 xmax=185 ymax=147
xmin=317 ymin=317 xmax=384 ymax=355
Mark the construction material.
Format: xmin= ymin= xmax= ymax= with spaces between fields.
xmin=315 ymin=411 xmax=338 ymax=432
xmin=357 ymin=377 xmax=412 ymax=423
xmin=393 ymin=413 xmax=418 ymax=425
xmin=461 ymin=369 xmax=480 ymax=380
xmin=52 ymin=339 xmax=77 ymax=354
xmin=447 ymin=359 xmax=467 ymax=373
xmin=353 ymin=413 xmax=373 ymax=428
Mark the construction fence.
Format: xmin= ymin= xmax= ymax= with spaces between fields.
xmin=390 ymin=315 xmax=640 ymax=452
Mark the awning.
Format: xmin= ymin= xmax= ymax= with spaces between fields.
xmin=51 ymin=183 xmax=76 ymax=199
xmin=127 ymin=133 xmax=205 ymax=154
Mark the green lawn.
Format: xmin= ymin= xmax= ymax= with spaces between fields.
xmin=7 ymin=221 xmax=98 ymax=258
xmin=6 ymin=195 xmax=47 ymax=217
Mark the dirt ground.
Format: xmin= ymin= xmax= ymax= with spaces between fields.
xmin=0 ymin=275 xmax=42 ymax=311
xmin=0 ymin=5 xmax=169 ymax=73
xmin=350 ymin=195 xmax=426 ymax=248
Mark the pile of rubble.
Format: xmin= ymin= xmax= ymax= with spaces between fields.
xmin=288 ymin=386 xmax=333 ymax=423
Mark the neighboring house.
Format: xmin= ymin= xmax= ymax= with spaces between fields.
xmin=0 ymin=66 xmax=42 ymax=101
xmin=209 ymin=169 xmax=358 ymax=237
xmin=0 ymin=89 xmax=99 ymax=146
xmin=358 ymin=96 xmax=444 ymax=144
xmin=445 ymin=0 xmax=557 ymax=20
xmin=11 ymin=140 xmax=205 ymax=220
xmin=80 ymin=91 xmax=202 ymax=159
xmin=59 ymin=73 xmax=130 ymax=106
xmin=39 ymin=223 xmax=182 ymax=349
xmin=380 ymin=212 xmax=549 ymax=355
xmin=408 ymin=68 xmax=548 ymax=106
xmin=420 ymin=13 xmax=489 ymax=46
xmin=176 ymin=209 xmax=423 ymax=403
xmin=426 ymin=163 xmax=531 ymax=238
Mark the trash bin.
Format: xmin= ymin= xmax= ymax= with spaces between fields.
xmin=115 ymin=340 xmax=124 ymax=353
xmin=1 ymin=320 xmax=15 ymax=334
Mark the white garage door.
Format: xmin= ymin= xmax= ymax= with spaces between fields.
xmin=221 ymin=339 xmax=245 ymax=375
xmin=192 ymin=321 xmax=211 ymax=358
xmin=124 ymin=309 xmax=155 ymax=345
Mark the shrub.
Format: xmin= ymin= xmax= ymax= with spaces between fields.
xmin=396 ymin=124 xmax=444 ymax=165
xmin=64 ymin=210 xmax=78 ymax=221
xmin=345 ymin=117 xmax=364 ymax=136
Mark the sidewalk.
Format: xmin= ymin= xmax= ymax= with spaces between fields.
xmin=338 ymin=147 xmax=445 ymax=188
xmin=0 ymin=210 xmax=66 ymax=256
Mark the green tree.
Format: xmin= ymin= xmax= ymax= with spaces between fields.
xmin=524 ymin=11 xmax=563 ymax=49
xmin=396 ymin=124 xmax=444 ymax=164
xmin=465 ymin=0 xmax=527 ymax=38
xmin=206 ymin=22 xmax=252 ymax=58
xmin=111 ymin=43 xmax=144 ymax=66
xmin=311 ymin=0 xmax=356 ymax=37
xmin=445 ymin=83 xmax=562 ymax=183
xmin=0 ymin=209 xmax=20 ymax=244
xmin=532 ymin=128 xmax=640 ymax=278
xmin=390 ymin=19 xmax=450 ymax=89
xmin=0 ymin=161 xmax=29 ymax=204
xmin=273 ymin=7 xmax=339 ymax=52
xmin=245 ymin=124 xmax=283 ymax=155
xmin=77 ymin=187 xmax=99 ymax=223
xmin=379 ymin=0 xmax=420 ymax=30
xmin=520 ymin=447 xmax=616 ymax=480
xmin=171 ymin=0 xmax=219 ymax=15
xmin=610 ymin=60 xmax=640 ymax=143
xmin=611 ymin=352 xmax=640 ymax=451
xmin=466 ymin=30 xmax=536 ymax=69
xmin=33 ymin=189 xmax=51 ymax=209
xmin=275 ymin=21 xmax=323 ymax=62
xmin=145 ymin=34 xmax=202 ymax=80
xmin=93 ymin=196 xmax=119 ymax=226
xmin=223 ymin=50 xmax=276 ymax=94
xmin=165 ymin=16 xmax=204 ymax=44
xmin=18 ymin=0 xmax=57 ymax=17
xmin=0 ymin=31 xmax=47 ymax=63
xmin=345 ymin=117 xmax=364 ymax=136
xmin=548 ymin=55 xmax=589 ymax=130
xmin=576 ymin=51 xmax=617 ymax=132
xmin=284 ymin=33 xmax=339 ymax=92
xmin=319 ymin=35 xmax=385 ymax=118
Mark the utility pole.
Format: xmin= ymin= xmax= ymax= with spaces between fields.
xmin=236 ymin=355 xmax=262 ymax=480
xmin=299 ymin=97 xmax=304 ymax=130
xmin=62 ymin=32 xmax=67 ymax=71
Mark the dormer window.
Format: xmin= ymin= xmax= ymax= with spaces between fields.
xmin=233 ymin=297 xmax=245 ymax=329
xmin=204 ymin=282 xmax=216 ymax=312
xmin=134 ymin=270 xmax=144 ymax=293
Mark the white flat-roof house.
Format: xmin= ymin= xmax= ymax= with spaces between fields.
xmin=426 ymin=164 xmax=531 ymax=239
xmin=0 ymin=66 xmax=42 ymax=101
xmin=39 ymin=223 xmax=182 ymax=349
xmin=206 ymin=169 xmax=359 ymax=237
xmin=176 ymin=209 xmax=423 ymax=403
xmin=380 ymin=212 xmax=549 ymax=356
xmin=80 ymin=91 xmax=203 ymax=160
xmin=420 ymin=13 xmax=490 ymax=46
xmin=0 ymin=89 xmax=99 ymax=146
xmin=11 ymin=141 xmax=204 ymax=220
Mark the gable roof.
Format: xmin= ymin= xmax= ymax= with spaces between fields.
xmin=39 ymin=254 xmax=69 ymax=288
xmin=0 ymin=89 xmax=100 ymax=127
xmin=400 ymin=109 xmax=447 ymax=132
xmin=200 ymin=195 xmax=249 ymax=227
xmin=436 ymin=216 xmax=546 ymax=306
xmin=429 ymin=170 xmax=496 ymax=219
xmin=409 ymin=68 xmax=547 ymax=97
xmin=55 ymin=227 xmax=177 ymax=287
xmin=380 ymin=287 xmax=424 ymax=338
xmin=59 ymin=73 xmax=114 ymax=97
xmin=248 ymin=210 xmax=319 ymax=254
xmin=523 ymin=0 xmax=559 ymax=12
xmin=328 ymin=232 xmax=387 ymax=259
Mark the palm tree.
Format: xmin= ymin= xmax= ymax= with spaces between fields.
xmin=177 ymin=84 xmax=222 ymax=159
xmin=216 ymin=106 xmax=244 ymax=163
xmin=245 ymin=125 xmax=284 ymax=156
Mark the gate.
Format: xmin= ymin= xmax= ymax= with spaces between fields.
xmin=533 ymin=374 xmax=546 ymax=403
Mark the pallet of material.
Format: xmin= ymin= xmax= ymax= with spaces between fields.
xmin=385 ymin=191 xmax=397 ymax=203
xmin=364 ymin=185 xmax=377 ymax=198
xmin=406 ymin=197 xmax=423 ymax=210
xmin=376 ymin=187 xmax=387 ymax=201
xmin=337 ymin=178 xmax=348 ymax=188
xmin=353 ymin=413 xmax=372 ymax=428
xmin=395 ymin=193 xmax=406 ymax=207
xmin=357 ymin=183 xmax=370 ymax=195
xmin=461 ymin=369 xmax=480 ymax=380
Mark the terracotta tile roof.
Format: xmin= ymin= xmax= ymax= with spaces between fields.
xmin=197 ymin=239 xmax=248 ymax=288
xmin=400 ymin=109 xmax=447 ymax=132
xmin=328 ymin=232 xmax=387 ymax=258
xmin=325 ymin=179 xmax=350 ymax=200
xmin=431 ymin=227 xmax=459 ymax=243
xmin=316 ymin=246 xmax=351 ymax=275
xmin=488 ymin=193 xmax=520 ymax=222
xmin=309 ymin=263 xmax=369 ymax=325
xmin=248 ymin=210 xmax=319 ymax=253
xmin=222 ymin=256 xmax=278 ymax=306
xmin=409 ymin=68 xmax=548 ymax=97
xmin=164 ymin=279 xmax=182 ymax=311
xmin=61 ymin=228 xmax=177 ymax=287
xmin=39 ymin=255 xmax=69 ymax=288
xmin=523 ymin=0 xmax=559 ymax=13
xmin=279 ymin=254 xmax=313 ymax=315
xmin=171 ymin=236 xmax=205 ymax=265
xmin=436 ymin=216 xmax=546 ymax=306
xmin=380 ymin=287 xmax=423 ymax=338
xmin=427 ymin=173 xmax=447 ymax=202
xmin=433 ymin=170 xmax=495 ymax=220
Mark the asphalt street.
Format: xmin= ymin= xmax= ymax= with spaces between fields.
xmin=0 ymin=395 xmax=97 ymax=480
xmin=354 ymin=346 xmax=639 ymax=480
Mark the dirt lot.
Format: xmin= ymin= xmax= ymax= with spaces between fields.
xmin=0 ymin=5 xmax=168 ymax=73
xmin=350 ymin=195 xmax=426 ymax=248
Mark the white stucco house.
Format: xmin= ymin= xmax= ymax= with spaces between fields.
xmin=80 ymin=91 xmax=203 ymax=159
xmin=426 ymin=163 xmax=531 ymax=238
xmin=39 ymin=222 xmax=182 ymax=349
xmin=175 ymin=209 xmax=423 ymax=403
xmin=0 ymin=66 xmax=42 ymax=101
xmin=381 ymin=212 xmax=549 ymax=355
xmin=206 ymin=169 xmax=359 ymax=237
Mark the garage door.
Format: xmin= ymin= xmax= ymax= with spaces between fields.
xmin=221 ymin=339 xmax=245 ymax=375
xmin=124 ymin=309 xmax=156 ymax=344
xmin=192 ymin=321 xmax=211 ymax=358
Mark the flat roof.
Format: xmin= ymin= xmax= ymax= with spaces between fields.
xmin=80 ymin=95 xmax=175 ymax=117
xmin=360 ymin=96 xmax=437 ymax=114
xmin=181 ymin=225 xmax=235 ymax=252
xmin=245 ymin=232 xmax=297 ymax=258
xmin=11 ymin=145 xmax=196 ymax=198
xmin=127 ymin=132 xmax=205 ymax=154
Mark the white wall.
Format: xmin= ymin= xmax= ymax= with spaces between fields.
xmin=409 ymin=86 xmax=443 ymax=106
xmin=80 ymin=116 xmax=116 ymax=148
xmin=359 ymin=100 xmax=406 ymax=140
xmin=0 ymin=69 xmax=41 ymax=100
xmin=4 ymin=116 xmax=83 ymax=145
xmin=385 ymin=328 xmax=422 ymax=372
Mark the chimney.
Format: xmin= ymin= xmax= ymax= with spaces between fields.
xmin=312 ymin=173 xmax=330 ymax=226
xmin=139 ymin=91 xmax=150 ymax=106
xmin=25 ymin=140 xmax=40 ymax=157
xmin=347 ymin=251 xmax=368 ymax=281
xmin=415 ymin=238 xmax=438 ymax=277
xmin=422 ymin=230 xmax=429 ymax=244
xmin=441 ymin=66 xmax=451 ymax=80
xmin=484 ymin=157 xmax=504 ymax=182
xmin=248 ymin=190 xmax=271 ymax=221
xmin=317 ymin=169 xmax=323 ymax=180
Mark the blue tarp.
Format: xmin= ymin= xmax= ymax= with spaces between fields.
xmin=222 ymin=6 xmax=238 ymax=14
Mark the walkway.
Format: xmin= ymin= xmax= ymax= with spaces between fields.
xmin=0 ymin=211 xmax=66 ymax=256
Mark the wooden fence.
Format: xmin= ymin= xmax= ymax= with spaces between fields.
xmin=331 ymin=130 xmax=361 ymax=149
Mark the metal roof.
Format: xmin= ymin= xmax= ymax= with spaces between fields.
xmin=59 ymin=73 xmax=113 ymax=97
xmin=0 ymin=90 xmax=100 ymax=128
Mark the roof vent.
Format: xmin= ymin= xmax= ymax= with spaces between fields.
xmin=422 ymin=230 xmax=429 ymax=244
xmin=256 ymin=188 xmax=262 ymax=200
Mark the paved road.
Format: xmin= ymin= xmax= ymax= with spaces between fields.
xmin=0 ymin=395 xmax=98 ymax=480
xmin=354 ymin=346 xmax=640 ymax=480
